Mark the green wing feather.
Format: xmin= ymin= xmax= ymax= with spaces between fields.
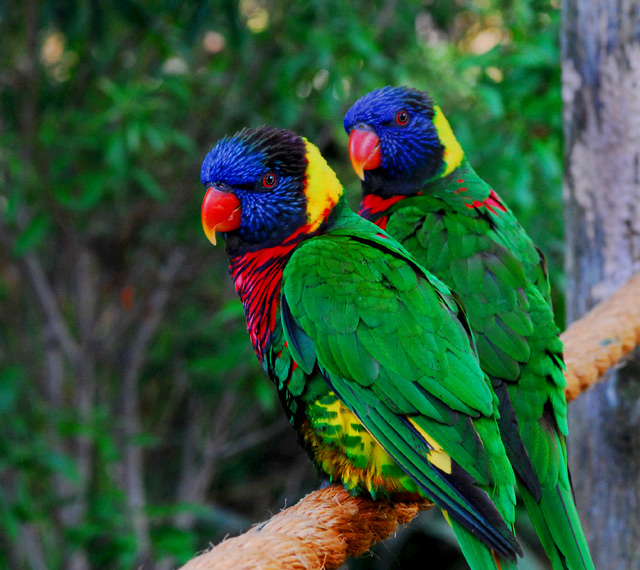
xmin=373 ymin=159 xmax=593 ymax=570
xmin=281 ymin=210 xmax=520 ymax=565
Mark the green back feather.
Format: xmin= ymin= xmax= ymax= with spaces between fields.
xmin=278 ymin=204 xmax=520 ymax=563
xmin=365 ymin=157 xmax=593 ymax=570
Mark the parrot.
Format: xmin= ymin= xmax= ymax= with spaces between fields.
xmin=200 ymin=125 xmax=523 ymax=570
xmin=344 ymin=85 xmax=594 ymax=570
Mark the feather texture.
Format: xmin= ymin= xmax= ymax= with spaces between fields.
xmin=201 ymin=127 xmax=522 ymax=569
xmin=346 ymin=85 xmax=593 ymax=570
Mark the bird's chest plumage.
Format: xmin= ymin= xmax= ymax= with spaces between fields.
xmin=299 ymin=389 xmax=414 ymax=498
xmin=229 ymin=243 xmax=298 ymax=362
xmin=230 ymin=226 xmax=421 ymax=500
xmin=264 ymin=340 xmax=412 ymax=498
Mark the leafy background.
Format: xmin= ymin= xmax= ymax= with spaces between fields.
xmin=0 ymin=1 xmax=561 ymax=568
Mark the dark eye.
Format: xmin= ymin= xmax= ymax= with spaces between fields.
xmin=395 ymin=110 xmax=410 ymax=125
xmin=262 ymin=171 xmax=278 ymax=188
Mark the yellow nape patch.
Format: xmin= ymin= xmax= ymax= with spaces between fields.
xmin=408 ymin=418 xmax=452 ymax=474
xmin=433 ymin=106 xmax=464 ymax=177
xmin=303 ymin=140 xmax=343 ymax=232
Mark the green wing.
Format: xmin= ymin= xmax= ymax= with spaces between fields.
xmin=281 ymin=218 xmax=519 ymax=561
xmin=378 ymin=170 xmax=592 ymax=569
xmin=384 ymin=195 xmax=565 ymax=493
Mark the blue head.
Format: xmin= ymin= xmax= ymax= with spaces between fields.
xmin=344 ymin=86 xmax=463 ymax=196
xmin=200 ymin=126 xmax=309 ymax=252
xmin=201 ymin=126 xmax=343 ymax=254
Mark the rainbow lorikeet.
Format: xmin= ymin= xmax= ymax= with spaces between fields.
xmin=200 ymin=126 xmax=522 ymax=569
xmin=344 ymin=85 xmax=594 ymax=570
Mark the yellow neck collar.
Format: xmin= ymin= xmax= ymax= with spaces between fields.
xmin=303 ymin=140 xmax=343 ymax=232
xmin=432 ymin=106 xmax=464 ymax=178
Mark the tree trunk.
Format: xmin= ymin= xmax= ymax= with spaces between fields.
xmin=563 ymin=1 xmax=640 ymax=568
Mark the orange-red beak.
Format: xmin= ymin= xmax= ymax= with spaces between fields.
xmin=348 ymin=128 xmax=381 ymax=180
xmin=201 ymin=186 xmax=242 ymax=245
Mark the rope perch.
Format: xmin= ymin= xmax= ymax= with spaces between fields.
xmin=561 ymin=274 xmax=640 ymax=402
xmin=180 ymin=273 xmax=640 ymax=570
xmin=181 ymin=487 xmax=432 ymax=570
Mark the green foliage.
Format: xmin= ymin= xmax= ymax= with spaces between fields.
xmin=0 ymin=1 xmax=561 ymax=568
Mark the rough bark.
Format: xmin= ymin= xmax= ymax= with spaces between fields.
xmin=563 ymin=1 xmax=640 ymax=568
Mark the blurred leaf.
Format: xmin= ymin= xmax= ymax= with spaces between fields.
xmin=12 ymin=215 xmax=50 ymax=256
xmin=132 ymin=168 xmax=165 ymax=202
xmin=152 ymin=526 xmax=196 ymax=559
xmin=254 ymin=377 xmax=278 ymax=412
xmin=0 ymin=367 xmax=20 ymax=414
xmin=476 ymin=84 xmax=504 ymax=118
xmin=41 ymin=451 xmax=80 ymax=482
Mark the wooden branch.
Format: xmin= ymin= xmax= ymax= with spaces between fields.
xmin=175 ymin=390 xmax=237 ymax=520
xmin=179 ymin=272 xmax=640 ymax=570
xmin=23 ymin=253 xmax=80 ymax=363
xmin=121 ymin=248 xmax=186 ymax=560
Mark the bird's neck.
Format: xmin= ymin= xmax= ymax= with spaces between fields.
xmin=228 ymin=227 xmax=308 ymax=362
xmin=228 ymin=194 xmax=344 ymax=362
xmin=358 ymin=193 xmax=409 ymax=229
xmin=423 ymin=159 xmax=494 ymax=202
xmin=431 ymin=106 xmax=465 ymax=178
xmin=359 ymin=158 xmax=494 ymax=226
xmin=364 ymin=156 xmax=479 ymax=197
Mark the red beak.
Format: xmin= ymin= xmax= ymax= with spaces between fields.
xmin=201 ymin=186 xmax=242 ymax=245
xmin=348 ymin=128 xmax=381 ymax=180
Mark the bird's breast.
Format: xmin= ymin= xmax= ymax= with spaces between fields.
xmin=301 ymin=391 xmax=418 ymax=498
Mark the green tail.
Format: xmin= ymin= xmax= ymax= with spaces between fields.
xmin=518 ymin=465 xmax=594 ymax=570
xmin=511 ymin=307 xmax=594 ymax=570
xmin=449 ymin=517 xmax=518 ymax=570
xmin=452 ymin=408 xmax=521 ymax=570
